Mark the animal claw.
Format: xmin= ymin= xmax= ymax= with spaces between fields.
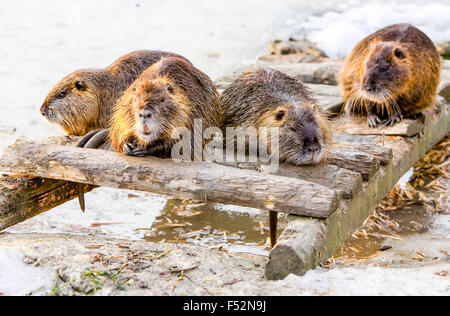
xmin=367 ymin=113 xmax=382 ymax=128
xmin=124 ymin=142 xmax=150 ymax=157
xmin=382 ymin=114 xmax=402 ymax=127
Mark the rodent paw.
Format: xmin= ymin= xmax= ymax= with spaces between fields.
xmin=123 ymin=142 xmax=150 ymax=157
xmin=382 ymin=114 xmax=402 ymax=127
xmin=367 ymin=113 xmax=382 ymax=128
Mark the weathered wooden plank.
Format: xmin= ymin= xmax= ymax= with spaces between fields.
xmin=329 ymin=148 xmax=380 ymax=181
xmin=218 ymin=155 xmax=362 ymax=199
xmin=333 ymin=142 xmax=392 ymax=166
xmin=215 ymin=61 xmax=343 ymax=89
xmin=0 ymin=175 xmax=94 ymax=231
xmin=332 ymin=117 xmax=424 ymax=137
xmin=266 ymin=101 xmax=450 ymax=280
xmin=270 ymin=164 xmax=362 ymax=199
xmin=0 ymin=136 xmax=98 ymax=231
xmin=0 ymin=140 xmax=342 ymax=218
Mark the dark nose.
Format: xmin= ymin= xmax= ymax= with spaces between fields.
xmin=139 ymin=112 xmax=152 ymax=119
xmin=304 ymin=134 xmax=321 ymax=153
xmin=364 ymin=79 xmax=377 ymax=92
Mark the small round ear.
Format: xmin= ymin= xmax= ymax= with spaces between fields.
xmin=75 ymin=80 xmax=87 ymax=91
xmin=275 ymin=109 xmax=286 ymax=121
xmin=167 ymin=84 xmax=175 ymax=94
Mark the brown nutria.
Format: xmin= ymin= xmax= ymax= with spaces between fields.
xmin=40 ymin=50 xmax=191 ymax=136
xmin=340 ymin=23 xmax=441 ymax=128
xmin=220 ymin=68 xmax=332 ymax=165
xmin=109 ymin=56 xmax=222 ymax=157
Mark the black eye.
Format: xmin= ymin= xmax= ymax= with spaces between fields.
xmin=75 ymin=80 xmax=86 ymax=91
xmin=394 ymin=48 xmax=405 ymax=59
xmin=58 ymin=92 xmax=66 ymax=99
xmin=276 ymin=110 xmax=285 ymax=121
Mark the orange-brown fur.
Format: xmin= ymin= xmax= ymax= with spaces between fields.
xmin=109 ymin=57 xmax=222 ymax=156
xmin=340 ymin=24 xmax=441 ymax=125
xmin=40 ymin=50 xmax=190 ymax=136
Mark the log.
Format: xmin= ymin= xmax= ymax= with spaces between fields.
xmin=0 ymin=140 xmax=342 ymax=218
xmin=0 ymin=175 xmax=94 ymax=231
xmin=215 ymin=61 xmax=343 ymax=88
xmin=333 ymin=142 xmax=393 ymax=166
xmin=219 ymin=156 xmax=362 ymax=199
xmin=0 ymin=136 xmax=98 ymax=231
xmin=329 ymin=148 xmax=380 ymax=181
xmin=265 ymin=217 xmax=327 ymax=279
xmin=268 ymin=164 xmax=362 ymax=199
xmin=332 ymin=117 xmax=424 ymax=137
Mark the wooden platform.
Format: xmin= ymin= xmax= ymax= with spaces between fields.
xmin=1 ymin=76 xmax=449 ymax=280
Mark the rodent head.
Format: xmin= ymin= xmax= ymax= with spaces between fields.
xmin=257 ymin=101 xmax=329 ymax=165
xmin=131 ymin=77 xmax=189 ymax=145
xmin=360 ymin=42 xmax=411 ymax=104
xmin=40 ymin=70 xmax=103 ymax=135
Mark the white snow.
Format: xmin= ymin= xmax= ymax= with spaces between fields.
xmin=296 ymin=1 xmax=450 ymax=58
xmin=278 ymin=264 xmax=450 ymax=296
xmin=0 ymin=247 xmax=55 ymax=296
xmin=397 ymin=168 xmax=414 ymax=189
xmin=7 ymin=188 xmax=168 ymax=241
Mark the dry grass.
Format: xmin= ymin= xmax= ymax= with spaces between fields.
xmin=324 ymin=134 xmax=449 ymax=267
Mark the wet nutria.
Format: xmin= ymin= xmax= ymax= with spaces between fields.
xmin=40 ymin=50 xmax=191 ymax=136
xmin=109 ymin=56 xmax=222 ymax=157
xmin=340 ymin=24 xmax=441 ymax=127
xmin=220 ymin=68 xmax=332 ymax=165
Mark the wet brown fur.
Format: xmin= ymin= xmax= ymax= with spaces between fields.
xmin=109 ymin=57 xmax=222 ymax=156
xmin=220 ymin=68 xmax=332 ymax=165
xmin=40 ymin=50 xmax=190 ymax=136
xmin=340 ymin=24 xmax=441 ymax=122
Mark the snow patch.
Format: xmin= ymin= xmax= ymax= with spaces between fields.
xmin=0 ymin=247 xmax=54 ymax=296
xmin=297 ymin=2 xmax=450 ymax=57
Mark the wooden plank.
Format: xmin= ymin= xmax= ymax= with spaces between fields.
xmin=333 ymin=142 xmax=392 ymax=166
xmin=221 ymin=161 xmax=362 ymax=200
xmin=219 ymin=158 xmax=362 ymax=199
xmin=333 ymin=117 xmax=424 ymax=137
xmin=332 ymin=117 xmax=424 ymax=137
xmin=215 ymin=61 xmax=343 ymax=90
xmin=270 ymin=164 xmax=362 ymax=199
xmin=329 ymin=148 xmax=380 ymax=181
xmin=0 ymin=140 xmax=342 ymax=219
xmin=0 ymin=175 xmax=94 ymax=231
xmin=266 ymin=101 xmax=450 ymax=280
xmin=0 ymin=136 xmax=97 ymax=231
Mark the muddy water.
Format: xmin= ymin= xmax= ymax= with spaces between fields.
xmin=334 ymin=204 xmax=436 ymax=259
xmin=143 ymin=199 xmax=287 ymax=255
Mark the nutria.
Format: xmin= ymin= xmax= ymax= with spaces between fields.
xmin=40 ymin=50 xmax=191 ymax=136
xmin=220 ymin=68 xmax=332 ymax=165
xmin=109 ymin=56 xmax=222 ymax=157
xmin=340 ymin=24 xmax=441 ymax=127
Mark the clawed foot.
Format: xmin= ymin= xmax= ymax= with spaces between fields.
xmin=367 ymin=112 xmax=382 ymax=128
xmin=381 ymin=113 xmax=402 ymax=127
xmin=123 ymin=142 xmax=151 ymax=157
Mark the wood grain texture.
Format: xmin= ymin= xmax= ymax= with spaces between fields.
xmin=0 ymin=140 xmax=342 ymax=218
xmin=332 ymin=117 xmax=424 ymax=137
